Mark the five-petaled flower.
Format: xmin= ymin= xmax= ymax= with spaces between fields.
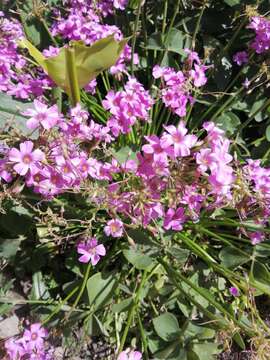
xmin=9 ymin=141 xmax=45 ymax=176
xmin=104 ymin=219 xmax=124 ymax=238
xmin=77 ymin=237 xmax=106 ymax=265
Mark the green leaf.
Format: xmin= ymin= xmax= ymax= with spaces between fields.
xmin=31 ymin=271 xmax=50 ymax=300
xmin=87 ymin=272 xmax=117 ymax=310
xmin=215 ymin=112 xmax=241 ymax=135
xmin=0 ymin=93 xmax=37 ymax=138
xmin=123 ymin=247 xmax=155 ymax=270
xmin=145 ymin=28 xmax=189 ymax=55
xmin=0 ymin=236 xmax=25 ymax=260
xmin=153 ymin=312 xmax=181 ymax=342
xmin=233 ymin=332 xmax=245 ymax=350
xmin=20 ymin=36 xmax=127 ymax=97
xmin=223 ymin=0 xmax=240 ymax=6
xmin=112 ymin=297 xmax=133 ymax=313
xmin=88 ymin=314 xmax=109 ymax=336
xmin=266 ymin=125 xmax=270 ymax=142
xmin=167 ymin=247 xmax=190 ymax=264
xmin=219 ymin=246 xmax=250 ymax=269
xmin=17 ymin=0 xmax=43 ymax=47
xmin=190 ymin=343 xmax=220 ymax=360
xmin=250 ymin=262 xmax=270 ymax=295
xmin=155 ymin=343 xmax=187 ymax=360
xmin=185 ymin=323 xmax=215 ymax=340
xmin=112 ymin=146 xmax=138 ymax=164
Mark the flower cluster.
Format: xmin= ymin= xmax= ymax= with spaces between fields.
xmin=103 ymin=78 xmax=154 ymax=135
xmin=0 ymin=13 xmax=50 ymax=99
xmin=1 ymin=92 xmax=269 ymax=246
xmin=248 ymin=16 xmax=270 ymax=54
xmin=4 ymin=323 xmax=54 ymax=360
xmin=233 ymin=16 xmax=270 ymax=66
xmin=152 ymin=50 xmax=209 ymax=117
xmin=0 ymin=102 xmax=117 ymax=197
xmin=52 ymin=0 xmax=135 ymax=77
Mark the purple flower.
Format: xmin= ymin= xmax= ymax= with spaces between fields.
xmin=229 ymin=287 xmax=240 ymax=297
xmin=249 ymin=231 xmax=265 ymax=245
xmin=9 ymin=141 xmax=45 ymax=176
xmin=77 ymin=238 xmax=106 ymax=265
xmin=104 ymin=219 xmax=124 ymax=238
xmin=233 ymin=51 xmax=248 ymax=66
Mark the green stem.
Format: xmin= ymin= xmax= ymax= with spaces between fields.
xmin=118 ymin=270 xmax=148 ymax=355
xmin=66 ymin=262 xmax=91 ymax=320
xmin=40 ymin=18 xmax=59 ymax=47
xmin=138 ymin=312 xmax=149 ymax=359
xmin=131 ymin=0 xmax=143 ymax=75
xmin=191 ymin=2 xmax=206 ymax=49
xmin=160 ymin=259 xmax=256 ymax=337
xmin=65 ymin=47 xmax=81 ymax=107
xmin=42 ymin=285 xmax=80 ymax=325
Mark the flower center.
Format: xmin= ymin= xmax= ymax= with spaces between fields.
xmin=23 ymin=155 xmax=32 ymax=164
xmin=31 ymin=332 xmax=38 ymax=341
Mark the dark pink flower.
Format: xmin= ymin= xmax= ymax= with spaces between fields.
xmin=229 ymin=287 xmax=240 ymax=297
xmin=163 ymin=207 xmax=186 ymax=231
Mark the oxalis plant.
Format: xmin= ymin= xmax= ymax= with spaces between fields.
xmin=0 ymin=0 xmax=270 ymax=359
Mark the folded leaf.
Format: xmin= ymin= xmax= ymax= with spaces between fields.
xmin=19 ymin=35 xmax=127 ymax=101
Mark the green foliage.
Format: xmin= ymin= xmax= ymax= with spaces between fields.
xmin=20 ymin=36 xmax=127 ymax=103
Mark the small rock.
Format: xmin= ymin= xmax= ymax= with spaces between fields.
xmin=0 ymin=315 xmax=19 ymax=338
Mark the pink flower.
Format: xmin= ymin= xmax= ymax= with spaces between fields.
xmin=233 ymin=51 xmax=248 ymax=66
xmin=229 ymin=287 xmax=240 ymax=297
xmin=142 ymin=135 xmax=174 ymax=160
xmin=23 ymin=323 xmax=48 ymax=351
xmin=163 ymin=207 xmax=186 ymax=231
xmin=77 ymin=238 xmax=106 ymax=265
xmin=118 ymin=350 xmax=142 ymax=360
xmin=5 ymin=337 xmax=26 ymax=359
xmin=0 ymin=159 xmax=12 ymax=182
xmin=249 ymin=231 xmax=265 ymax=245
xmin=161 ymin=122 xmax=197 ymax=157
xmin=9 ymin=141 xmax=45 ymax=176
xmin=190 ymin=64 xmax=208 ymax=87
xmin=23 ymin=100 xmax=60 ymax=130
xmin=104 ymin=219 xmax=124 ymax=238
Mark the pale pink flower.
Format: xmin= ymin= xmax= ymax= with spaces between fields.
xmin=23 ymin=323 xmax=48 ymax=351
xmin=23 ymin=100 xmax=60 ymax=130
xmin=118 ymin=349 xmax=142 ymax=360
xmin=77 ymin=238 xmax=106 ymax=265
xmin=104 ymin=219 xmax=124 ymax=238
xmin=190 ymin=64 xmax=208 ymax=87
xmin=161 ymin=122 xmax=197 ymax=157
xmin=9 ymin=141 xmax=44 ymax=176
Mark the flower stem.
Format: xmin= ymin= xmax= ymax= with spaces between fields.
xmin=65 ymin=46 xmax=81 ymax=107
